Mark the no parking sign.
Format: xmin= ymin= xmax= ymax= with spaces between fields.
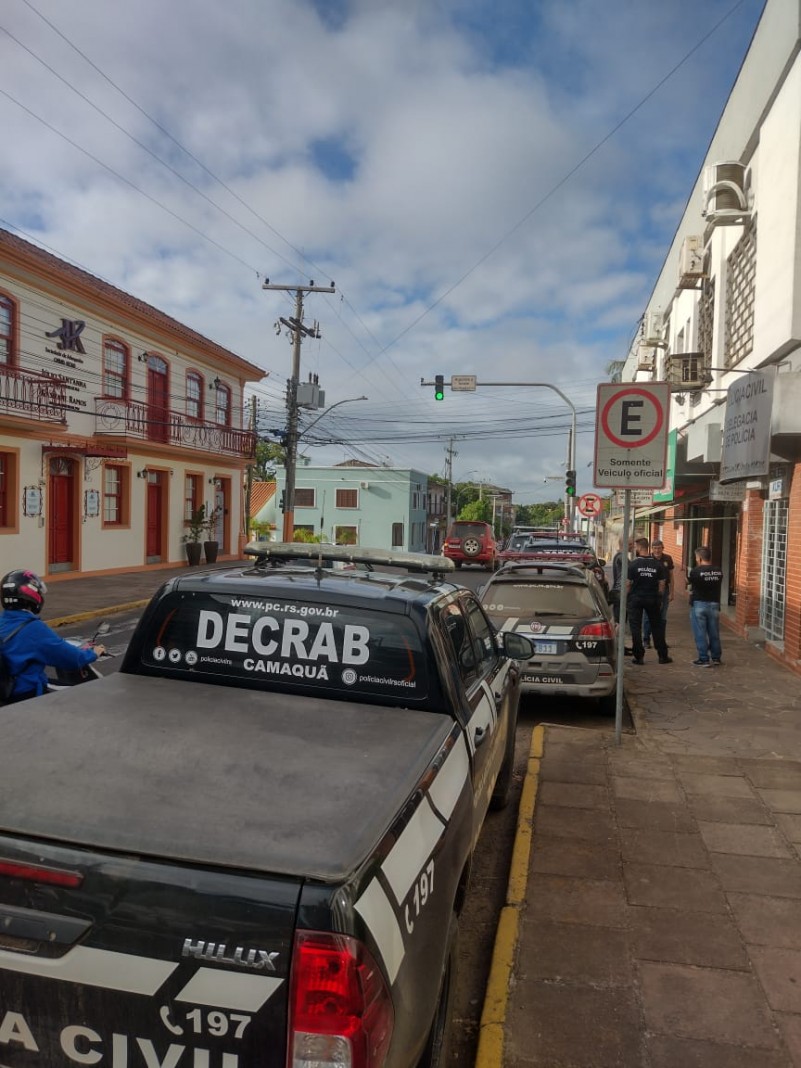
xmin=577 ymin=493 xmax=603 ymax=518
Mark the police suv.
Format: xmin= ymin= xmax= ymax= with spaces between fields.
xmin=0 ymin=543 xmax=533 ymax=1068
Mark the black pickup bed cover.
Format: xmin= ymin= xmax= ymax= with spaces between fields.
xmin=0 ymin=675 xmax=455 ymax=881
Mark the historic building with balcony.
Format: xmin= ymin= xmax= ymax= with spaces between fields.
xmin=619 ymin=0 xmax=801 ymax=673
xmin=0 ymin=228 xmax=264 ymax=580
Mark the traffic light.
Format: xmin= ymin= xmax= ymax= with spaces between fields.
xmin=434 ymin=374 xmax=445 ymax=401
xmin=279 ymin=491 xmax=286 ymax=511
xmin=565 ymin=470 xmax=577 ymax=497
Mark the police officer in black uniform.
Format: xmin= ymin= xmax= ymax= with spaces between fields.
xmin=626 ymin=537 xmax=672 ymax=665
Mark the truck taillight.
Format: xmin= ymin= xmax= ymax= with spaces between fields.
xmin=579 ymin=622 xmax=614 ymax=639
xmin=288 ymin=931 xmax=394 ymax=1068
xmin=0 ymin=858 xmax=83 ymax=888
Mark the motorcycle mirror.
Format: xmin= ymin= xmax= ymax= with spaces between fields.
xmin=93 ymin=621 xmax=111 ymax=639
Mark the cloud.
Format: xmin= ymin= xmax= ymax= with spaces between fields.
xmin=1 ymin=0 xmax=764 ymax=498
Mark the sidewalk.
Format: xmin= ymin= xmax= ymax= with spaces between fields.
xmin=41 ymin=561 xmax=244 ymax=626
xmin=483 ymin=593 xmax=801 ymax=1067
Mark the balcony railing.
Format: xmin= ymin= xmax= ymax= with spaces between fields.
xmin=0 ymin=364 xmax=68 ymax=424
xmin=95 ymin=398 xmax=255 ymax=458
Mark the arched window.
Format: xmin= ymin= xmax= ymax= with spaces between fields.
xmin=0 ymin=294 xmax=16 ymax=366
xmin=214 ymin=382 xmax=231 ymax=426
xmin=103 ymin=338 xmax=129 ymax=398
xmin=186 ymin=371 xmax=203 ymax=420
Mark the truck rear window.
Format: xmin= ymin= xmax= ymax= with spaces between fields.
xmin=137 ymin=592 xmax=430 ymax=700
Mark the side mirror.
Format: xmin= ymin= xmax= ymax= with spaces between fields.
xmin=597 ymin=558 xmax=606 ymax=567
xmin=501 ymin=631 xmax=535 ymax=660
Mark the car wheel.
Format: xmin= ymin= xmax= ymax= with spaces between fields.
xmin=416 ymin=914 xmax=458 ymax=1068
xmin=598 ymin=691 xmax=617 ymax=717
xmin=462 ymin=537 xmax=481 ymax=558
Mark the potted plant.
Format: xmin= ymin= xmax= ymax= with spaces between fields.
xmin=181 ymin=506 xmax=207 ymax=566
xmin=203 ymin=505 xmax=222 ymax=564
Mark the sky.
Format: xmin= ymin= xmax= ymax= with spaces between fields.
xmin=1 ymin=0 xmax=766 ymax=501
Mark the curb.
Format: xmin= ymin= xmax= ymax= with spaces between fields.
xmin=47 ymin=600 xmax=151 ymax=628
xmin=475 ymin=724 xmax=545 ymax=1068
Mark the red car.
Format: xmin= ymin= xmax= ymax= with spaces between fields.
xmin=442 ymin=521 xmax=498 ymax=570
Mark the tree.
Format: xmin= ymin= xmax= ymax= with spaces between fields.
xmin=253 ymin=440 xmax=285 ymax=481
xmin=459 ymin=498 xmax=492 ymax=523
xmin=515 ymin=501 xmax=563 ymax=527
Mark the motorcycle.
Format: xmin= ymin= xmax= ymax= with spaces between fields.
xmin=47 ymin=620 xmax=113 ymax=689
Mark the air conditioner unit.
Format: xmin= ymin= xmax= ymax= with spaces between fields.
xmin=678 ymin=235 xmax=705 ymax=288
xmin=642 ymin=310 xmax=665 ymax=347
xmin=702 ymin=161 xmax=748 ymax=224
xmin=636 ymin=343 xmax=656 ymax=372
xmin=666 ymin=353 xmax=711 ymax=392
xmin=359 ymin=481 xmax=370 ymax=490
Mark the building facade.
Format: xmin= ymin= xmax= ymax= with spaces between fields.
xmin=0 ymin=229 xmax=263 ymax=580
xmin=261 ymin=463 xmax=430 ymax=552
xmin=620 ymin=0 xmax=801 ymax=673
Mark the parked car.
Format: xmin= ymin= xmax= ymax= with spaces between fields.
xmin=442 ymin=520 xmax=498 ymax=570
xmin=480 ymin=561 xmax=617 ymax=715
xmin=0 ymin=542 xmax=535 ymax=1068
xmin=498 ymin=535 xmax=609 ymax=595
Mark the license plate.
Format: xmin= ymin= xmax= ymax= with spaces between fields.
xmin=533 ymin=641 xmax=558 ymax=655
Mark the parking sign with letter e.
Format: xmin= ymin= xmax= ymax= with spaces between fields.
xmin=593 ymin=383 xmax=670 ymax=489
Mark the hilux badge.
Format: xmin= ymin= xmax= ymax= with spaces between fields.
xmin=182 ymin=938 xmax=279 ymax=971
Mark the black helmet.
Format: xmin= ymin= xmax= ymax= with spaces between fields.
xmin=1 ymin=569 xmax=47 ymax=614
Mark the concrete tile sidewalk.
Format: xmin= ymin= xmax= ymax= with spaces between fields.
xmin=493 ymin=596 xmax=801 ymax=1067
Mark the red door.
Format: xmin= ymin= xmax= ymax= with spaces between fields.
xmin=147 ymin=355 xmax=169 ymax=444
xmin=48 ymin=458 xmax=75 ymax=571
xmin=146 ymin=476 xmax=163 ymax=561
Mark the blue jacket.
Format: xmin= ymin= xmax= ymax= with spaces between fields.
xmin=0 ymin=609 xmax=98 ymax=698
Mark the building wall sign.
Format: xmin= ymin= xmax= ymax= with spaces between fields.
xmin=710 ymin=480 xmax=746 ymax=502
xmin=719 ymin=369 xmax=775 ymax=483
xmin=769 ymin=477 xmax=786 ymax=500
xmin=45 ymin=319 xmax=86 ymax=353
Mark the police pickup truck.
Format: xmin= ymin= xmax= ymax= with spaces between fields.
xmin=0 ymin=543 xmax=534 ymax=1068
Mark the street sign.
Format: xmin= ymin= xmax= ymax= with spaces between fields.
xmin=450 ymin=375 xmax=477 ymax=391
xmin=594 ymin=383 xmax=670 ymax=489
xmin=577 ymin=492 xmax=603 ymax=518
xmin=613 ymin=489 xmax=654 ymax=507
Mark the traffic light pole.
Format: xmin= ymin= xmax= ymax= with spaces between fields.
xmin=422 ymin=378 xmax=578 ymax=530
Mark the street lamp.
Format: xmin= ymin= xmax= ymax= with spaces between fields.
xmin=299 ymin=396 xmax=368 ymax=441
xmin=282 ymin=395 xmax=367 ymax=541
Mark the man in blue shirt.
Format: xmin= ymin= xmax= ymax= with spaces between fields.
xmin=0 ymin=569 xmax=106 ymax=702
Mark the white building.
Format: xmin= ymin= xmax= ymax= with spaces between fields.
xmin=0 ymin=229 xmax=264 ymax=579
xmin=622 ymin=0 xmax=801 ymax=672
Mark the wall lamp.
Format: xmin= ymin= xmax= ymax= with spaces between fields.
xmin=138 ymin=351 xmax=149 ymax=363
xmin=136 ymin=468 xmax=149 ymax=479
xmin=209 ymin=377 xmax=222 ymax=391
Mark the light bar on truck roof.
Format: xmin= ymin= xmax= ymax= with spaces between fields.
xmin=244 ymin=541 xmax=456 ymax=576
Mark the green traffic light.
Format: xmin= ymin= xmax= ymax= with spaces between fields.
xmin=434 ymin=374 xmax=445 ymax=401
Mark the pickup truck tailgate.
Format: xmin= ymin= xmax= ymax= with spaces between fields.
xmin=0 ymin=836 xmax=299 ymax=1067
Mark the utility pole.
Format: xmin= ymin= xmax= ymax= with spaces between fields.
xmin=262 ymin=279 xmax=335 ymax=541
xmin=445 ymin=438 xmax=456 ymax=527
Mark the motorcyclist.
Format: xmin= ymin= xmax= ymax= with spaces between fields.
xmin=0 ymin=569 xmax=107 ymax=703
